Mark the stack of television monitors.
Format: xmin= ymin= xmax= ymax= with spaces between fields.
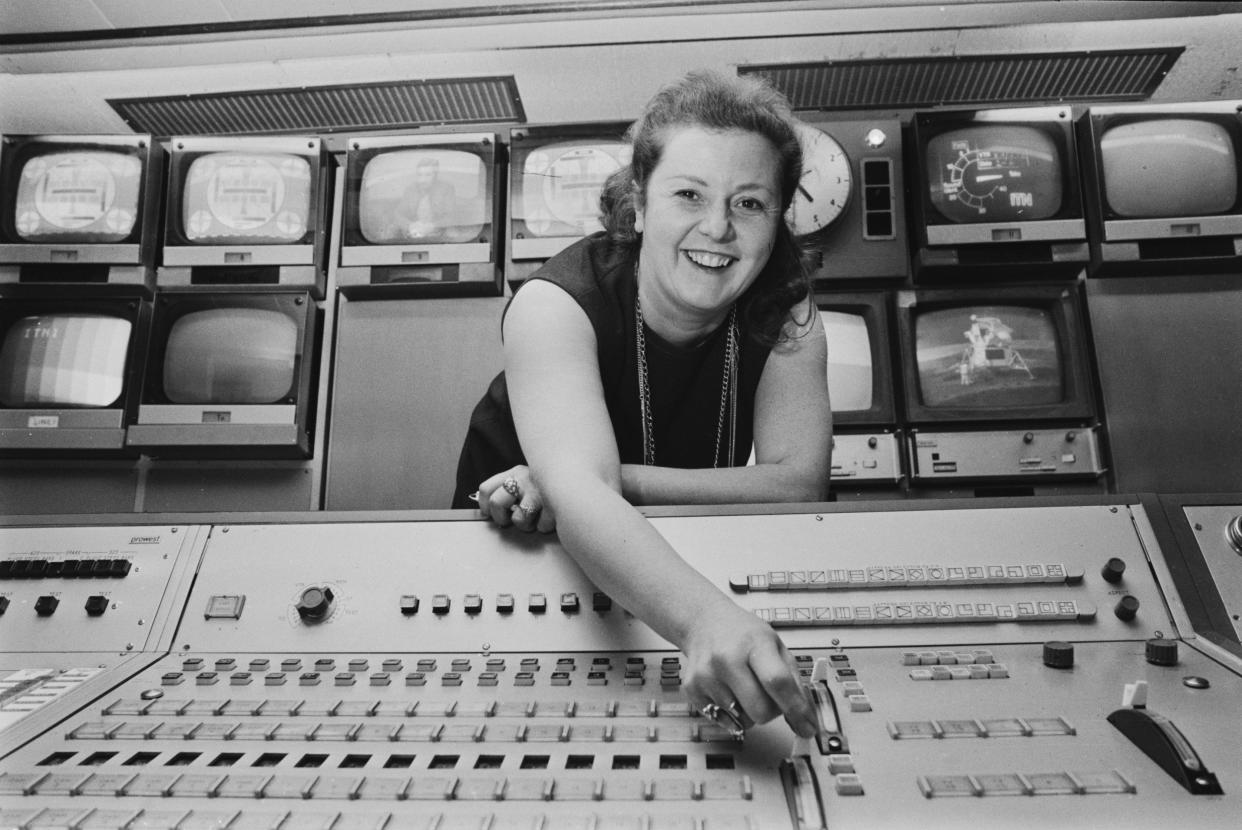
xmin=894 ymin=284 xmax=1104 ymax=486
xmin=0 ymin=133 xmax=163 ymax=290
xmin=337 ymin=132 xmax=502 ymax=296
xmin=0 ymin=293 xmax=150 ymax=453
xmin=816 ymin=292 xmax=903 ymax=486
xmin=907 ymin=106 xmax=1088 ymax=281
xmin=159 ymin=135 xmax=331 ymax=297
xmin=506 ymin=122 xmax=631 ymax=286
xmin=1077 ymin=100 xmax=1242 ymax=276
xmin=125 ymin=291 xmax=319 ymax=458
xmin=789 ymin=118 xmax=910 ymax=283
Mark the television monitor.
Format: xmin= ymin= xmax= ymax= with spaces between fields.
xmin=815 ymin=291 xmax=903 ymax=484
xmin=506 ymin=122 xmax=632 ymax=284
xmin=895 ymin=285 xmax=1105 ymax=483
xmin=1077 ymin=100 xmax=1242 ymax=275
xmin=160 ymin=136 xmax=330 ymax=297
xmin=908 ymin=106 xmax=1088 ymax=280
xmin=127 ymin=291 xmax=318 ymax=458
xmin=788 ymin=118 xmax=910 ymax=283
xmin=0 ymin=134 xmax=163 ymax=289
xmin=0 ymin=292 xmax=150 ymax=453
xmin=337 ymin=132 xmax=501 ymax=296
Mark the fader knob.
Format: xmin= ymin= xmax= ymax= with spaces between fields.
xmin=1114 ymin=595 xmax=1140 ymax=622
xmin=1145 ymin=638 xmax=1179 ymax=667
xmin=1043 ymin=640 xmax=1075 ymax=669
xmin=1101 ymin=557 xmax=1127 ymax=583
xmin=295 ymin=586 xmax=335 ymax=622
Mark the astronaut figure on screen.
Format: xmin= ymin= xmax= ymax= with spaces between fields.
xmin=396 ymin=157 xmax=457 ymax=240
xmin=959 ymin=314 xmax=1032 ymax=385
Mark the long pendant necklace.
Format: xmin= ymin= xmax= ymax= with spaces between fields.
xmin=635 ymin=294 xmax=738 ymax=468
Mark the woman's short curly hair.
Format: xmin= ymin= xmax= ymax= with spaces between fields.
xmin=599 ymin=69 xmax=811 ymax=346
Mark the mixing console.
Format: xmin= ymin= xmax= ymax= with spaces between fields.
xmin=0 ymin=500 xmax=1238 ymax=829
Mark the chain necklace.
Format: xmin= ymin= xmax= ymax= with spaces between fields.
xmin=635 ymin=293 xmax=738 ymax=469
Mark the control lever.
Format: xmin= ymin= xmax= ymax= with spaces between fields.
xmin=1107 ymin=708 xmax=1223 ymax=794
xmin=809 ymin=658 xmax=848 ymax=755
xmin=780 ymin=755 xmax=828 ymax=830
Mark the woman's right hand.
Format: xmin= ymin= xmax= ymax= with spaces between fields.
xmin=679 ymin=598 xmax=819 ymax=738
xmin=477 ymin=465 xmax=557 ymax=533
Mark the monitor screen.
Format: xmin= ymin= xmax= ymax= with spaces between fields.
xmin=914 ymin=305 xmax=1063 ymax=409
xmin=0 ymin=313 xmax=132 ymax=407
xmin=926 ymin=125 xmax=1063 ymax=224
xmin=517 ymin=139 xmax=630 ymax=238
xmin=181 ymin=152 xmax=312 ymax=245
xmin=1101 ymin=118 xmax=1238 ymax=218
xmin=12 ymin=151 xmax=143 ymax=244
xmin=162 ymin=307 xmax=297 ymax=405
xmin=357 ymin=149 xmax=487 ymax=244
xmin=821 ymin=310 xmax=874 ymax=414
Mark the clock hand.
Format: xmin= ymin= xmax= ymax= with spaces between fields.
xmin=798 ymin=184 xmax=813 ymax=202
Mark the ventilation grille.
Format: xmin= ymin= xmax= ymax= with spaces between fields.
xmin=740 ymin=49 xmax=1182 ymax=110
xmin=109 ymin=76 xmax=524 ymax=137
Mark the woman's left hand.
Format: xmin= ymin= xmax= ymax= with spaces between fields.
xmin=477 ymin=465 xmax=557 ymax=533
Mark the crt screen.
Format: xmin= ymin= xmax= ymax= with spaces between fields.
xmin=820 ymin=310 xmax=874 ymax=413
xmin=163 ymin=308 xmax=297 ymax=405
xmin=0 ymin=314 xmax=131 ymax=407
xmin=182 ymin=153 xmax=312 ymax=244
xmin=1101 ymin=118 xmax=1238 ymax=218
xmin=926 ymin=125 xmax=1062 ymax=223
xmin=358 ymin=149 xmax=487 ymax=244
xmin=13 ymin=151 xmax=142 ymax=243
xmin=518 ymin=140 xmax=631 ymax=238
xmin=915 ymin=305 xmax=1062 ymax=409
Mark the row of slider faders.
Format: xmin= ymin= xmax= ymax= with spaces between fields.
xmin=781 ymin=659 xmax=853 ymax=830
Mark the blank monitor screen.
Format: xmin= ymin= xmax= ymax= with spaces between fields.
xmin=915 ymin=305 xmax=1062 ymax=409
xmin=820 ymin=310 xmax=874 ymax=414
xmin=13 ymin=151 xmax=142 ymax=243
xmin=1101 ymin=118 xmax=1238 ymax=218
xmin=182 ymin=152 xmax=311 ymax=244
xmin=926 ymin=125 xmax=1063 ymax=223
xmin=519 ymin=140 xmax=630 ymax=237
xmin=358 ymin=149 xmax=486 ymax=244
xmin=0 ymin=314 xmax=132 ymax=407
xmin=163 ymin=307 xmax=297 ymax=404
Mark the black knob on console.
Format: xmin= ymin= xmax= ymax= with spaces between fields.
xmin=295 ymin=586 xmax=335 ymax=622
xmin=1043 ymin=640 xmax=1075 ymax=669
xmin=1114 ymin=595 xmax=1140 ymax=622
xmin=1101 ymin=557 xmax=1127 ymax=583
xmin=1145 ymin=638 xmax=1179 ymax=666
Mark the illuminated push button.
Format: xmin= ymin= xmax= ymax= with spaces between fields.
xmin=496 ymin=593 xmax=515 ymax=614
xmin=835 ymin=774 xmax=865 ymax=795
xmin=592 ymin=592 xmax=612 ymax=612
xmin=84 ymin=595 xmax=109 ymax=616
xmin=560 ymin=592 xmax=580 ymax=613
xmin=464 ymin=594 xmax=483 ymax=615
xmin=529 ymin=593 xmax=547 ymax=613
xmin=1145 ymin=638 xmax=1179 ymax=666
xmin=295 ymin=586 xmax=334 ymax=622
xmin=109 ymin=559 xmax=132 ymax=577
xmin=34 ymin=595 xmax=59 ymax=616
xmin=431 ymin=594 xmax=451 ymax=615
xmin=1114 ymin=595 xmax=1140 ymax=622
xmin=399 ymin=595 xmax=420 ymax=615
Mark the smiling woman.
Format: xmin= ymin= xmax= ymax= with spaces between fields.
xmin=450 ymin=69 xmax=831 ymax=739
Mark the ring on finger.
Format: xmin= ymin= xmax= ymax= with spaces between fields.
xmin=699 ymin=702 xmax=721 ymax=721
xmin=501 ymin=477 xmax=521 ymax=498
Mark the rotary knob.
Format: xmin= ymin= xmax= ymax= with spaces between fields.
xmin=1043 ymin=640 xmax=1075 ymax=669
xmin=1145 ymin=638 xmax=1179 ymax=667
xmin=1114 ymin=595 xmax=1140 ymax=622
xmin=295 ymin=586 xmax=335 ymax=622
xmin=1100 ymin=557 xmax=1127 ymax=584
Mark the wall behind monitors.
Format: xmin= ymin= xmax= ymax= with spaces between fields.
xmin=507 ymin=122 xmax=631 ymax=286
xmin=126 ymin=290 xmax=319 ymax=458
xmin=895 ymin=283 xmax=1105 ymax=486
xmin=789 ymin=118 xmax=909 ymax=283
xmin=159 ymin=136 xmax=331 ymax=298
xmin=337 ymin=132 xmax=502 ymax=297
xmin=815 ymin=291 xmax=903 ymax=485
xmin=0 ymin=291 xmax=149 ymax=454
xmin=0 ymin=134 xmax=163 ymax=290
xmin=1077 ymin=99 xmax=1242 ymax=276
xmin=907 ymin=106 xmax=1088 ymax=281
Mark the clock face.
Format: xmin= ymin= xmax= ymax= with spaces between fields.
xmin=785 ymin=121 xmax=853 ymax=236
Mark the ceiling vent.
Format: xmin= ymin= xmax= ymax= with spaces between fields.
xmin=740 ymin=48 xmax=1182 ymax=110
xmin=109 ymin=76 xmax=524 ymax=137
